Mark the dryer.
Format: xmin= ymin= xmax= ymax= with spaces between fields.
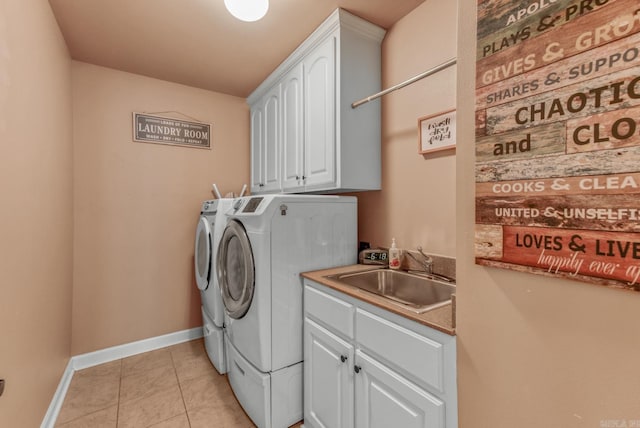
xmin=216 ymin=194 xmax=357 ymax=428
xmin=193 ymin=198 xmax=233 ymax=373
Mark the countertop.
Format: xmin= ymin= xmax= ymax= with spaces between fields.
xmin=301 ymin=264 xmax=456 ymax=336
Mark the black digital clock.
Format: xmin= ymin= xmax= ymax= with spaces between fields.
xmin=359 ymin=248 xmax=389 ymax=265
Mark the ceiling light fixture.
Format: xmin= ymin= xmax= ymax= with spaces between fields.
xmin=224 ymin=0 xmax=269 ymax=22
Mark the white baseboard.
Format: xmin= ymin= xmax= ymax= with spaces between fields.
xmin=72 ymin=326 xmax=203 ymax=370
xmin=41 ymin=327 xmax=203 ymax=428
xmin=40 ymin=359 xmax=74 ymax=428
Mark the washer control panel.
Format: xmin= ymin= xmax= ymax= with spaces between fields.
xmin=242 ymin=197 xmax=264 ymax=213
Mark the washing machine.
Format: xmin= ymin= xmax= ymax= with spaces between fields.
xmin=216 ymin=194 xmax=357 ymax=428
xmin=193 ymin=198 xmax=234 ymax=373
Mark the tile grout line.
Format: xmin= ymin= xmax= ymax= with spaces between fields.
xmin=121 ymin=349 xmax=185 ymax=428
xmin=59 ymin=341 xmax=208 ymax=428
xmin=116 ymin=358 xmax=123 ymax=428
xmin=56 ymin=360 xmax=124 ymax=427
xmin=170 ymin=345 xmax=193 ymax=428
xmin=45 ymin=328 xmax=204 ymax=427
xmin=55 ymin=404 xmax=113 ymax=427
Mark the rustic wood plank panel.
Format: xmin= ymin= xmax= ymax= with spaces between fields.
xmin=483 ymin=66 xmax=640 ymax=135
xmin=476 ymin=258 xmax=636 ymax=290
xmin=476 ymin=109 xmax=488 ymax=137
xmin=500 ymin=225 xmax=640 ymax=285
xmin=476 ymin=121 xmax=565 ymax=162
xmin=566 ymin=105 xmax=640 ymax=153
xmin=476 ymin=0 xmax=612 ymax=60
xmin=476 ymin=0 xmax=640 ymax=291
xmin=476 ymin=171 xmax=640 ymax=196
xmin=477 ymin=0 xmax=640 ymax=88
xmin=477 ymin=193 xmax=640 ymax=231
xmin=476 ymin=31 xmax=640 ymax=110
xmin=476 ymin=145 xmax=640 ymax=182
xmin=477 ymin=0 xmax=531 ymax=34
xmin=475 ymin=224 xmax=504 ymax=259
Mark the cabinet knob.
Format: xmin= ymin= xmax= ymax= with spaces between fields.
xmin=340 ymin=355 xmax=347 ymax=363
xmin=259 ymin=183 xmax=264 ymax=187
xmin=296 ymin=175 xmax=300 ymax=180
xmin=302 ymin=175 xmax=306 ymax=180
xmin=354 ymin=365 xmax=361 ymax=374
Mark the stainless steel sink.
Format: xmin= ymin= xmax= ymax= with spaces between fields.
xmin=325 ymin=269 xmax=455 ymax=313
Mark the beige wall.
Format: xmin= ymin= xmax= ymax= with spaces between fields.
xmin=456 ymin=1 xmax=640 ymax=426
xmin=354 ymin=0 xmax=457 ymax=257
xmin=0 ymin=0 xmax=73 ymax=426
xmin=71 ymin=62 xmax=249 ymax=354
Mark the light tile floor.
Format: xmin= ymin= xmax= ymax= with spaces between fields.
xmin=56 ymin=339 xmax=303 ymax=428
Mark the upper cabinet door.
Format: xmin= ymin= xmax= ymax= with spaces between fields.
xmin=281 ymin=63 xmax=304 ymax=192
xmin=250 ymin=103 xmax=264 ymax=193
xmin=262 ymin=85 xmax=282 ymax=193
xmin=303 ymin=35 xmax=336 ymax=190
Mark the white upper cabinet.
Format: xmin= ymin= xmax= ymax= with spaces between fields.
xmin=251 ymin=85 xmax=281 ymax=193
xmin=247 ymin=9 xmax=385 ymax=194
xmin=281 ymin=63 xmax=304 ymax=192
xmin=250 ymin=104 xmax=264 ymax=191
xmin=303 ymin=36 xmax=336 ymax=191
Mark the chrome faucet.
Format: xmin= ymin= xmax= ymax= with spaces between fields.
xmin=406 ymin=247 xmax=455 ymax=283
xmin=406 ymin=246 xmax=433 ymax=274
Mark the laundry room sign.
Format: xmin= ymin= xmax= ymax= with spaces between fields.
xmin=133 ymin=113 xmax=211 ymax=149
xmin=474 ymin=0 xmax=640 ymax=291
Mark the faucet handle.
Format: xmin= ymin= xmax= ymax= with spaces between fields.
xmin=416 ymin=246 xmax=433 ymax=274
xmin=417 ymin=246 xmax=432 ymax=260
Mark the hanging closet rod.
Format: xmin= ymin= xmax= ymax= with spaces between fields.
xmin=351 ymin=57 xmax=457 ymax=108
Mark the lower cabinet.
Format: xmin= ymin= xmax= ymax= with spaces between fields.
xmin=355 ymin=350 xmax=444 ymax=428
xmin=304 ymin=318 xmax=354 ymax=428
xmin=303 ymin=280 xmax=457 ymax=428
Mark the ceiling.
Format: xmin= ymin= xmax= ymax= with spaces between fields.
xmin=48 ymin=0 xmax=425 ymax=98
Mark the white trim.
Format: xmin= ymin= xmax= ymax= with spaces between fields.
xmin=41 ymin=327 xmax=203 ymax=428
xmin=72 ymin=326 xmax=203 ymax=370
xmin=40 ymin=359 xmax=74 ymax=428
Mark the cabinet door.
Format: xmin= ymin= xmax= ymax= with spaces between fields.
xmin=304 ymin=318 xmax=354 ymax=428
xmin=281 ymin=64 xmax=304 ymax=192
xmin=303 ymin=35 xmax=336 ymax=190
xmin=250 ymin=103 xmax=264 ymax=193
xmin=261 ymin=85 xmax=281 ymax=193
xmin=355 ymin=350 xmax=445 ymax=428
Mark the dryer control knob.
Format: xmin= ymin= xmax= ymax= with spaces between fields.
xmin=233 ymin=199 xmax=243 ymax=211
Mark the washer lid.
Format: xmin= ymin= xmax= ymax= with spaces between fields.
xmin=217 ymin=220 xmax=255 ymax=319
xmin=194 ymin=216 xmax=212 ymax=291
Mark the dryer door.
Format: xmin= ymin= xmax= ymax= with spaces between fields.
xmin=217 ymin=220 xmax=255 ymax=319
xmin=194 ymin=216 xmax=212 ymax=291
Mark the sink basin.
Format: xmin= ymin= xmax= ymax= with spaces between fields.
xmin=325 ymin=269 xmax=455 ymax=313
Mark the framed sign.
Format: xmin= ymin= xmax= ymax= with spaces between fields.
xmin=474 ymin=0 xmax=640 ymax=291
xmin=133 ymin=113 xmax=211 ymax=149
xmin=418 ymin=109 xmax=456 ymax=154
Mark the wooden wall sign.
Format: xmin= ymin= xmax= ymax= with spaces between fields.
xmin=133 ymin=113 xmax=211 ymax=149
xmin=475 ymin=0 xmax=640 ymax=291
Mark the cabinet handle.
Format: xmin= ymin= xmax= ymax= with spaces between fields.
xmin=354 ymin=365 xmax=361 ymax=374
xmin=302 ymin=175 xmax=306 ymax=180
xmin=296 ymin=175 xmax=300 ymax=180
xmin=340 ymin=355 xmax=347 ymax=363
xmin=259 ymin=183 xmax=264 ymax=187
